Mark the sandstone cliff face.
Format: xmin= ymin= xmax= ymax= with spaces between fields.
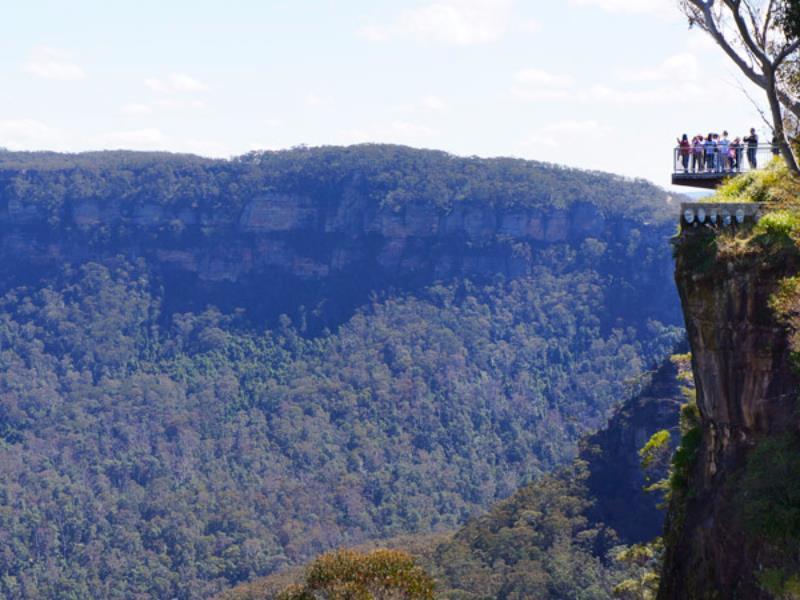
xmin=660 ymin=234 xmax=800 ymax=599
xmin=0 ymin=180 xmax=678 ymax=329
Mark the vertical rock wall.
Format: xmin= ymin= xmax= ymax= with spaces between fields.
xmin=659 ymin=233 xmax=800 ymax=598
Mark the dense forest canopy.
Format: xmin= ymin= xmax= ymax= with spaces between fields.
xmin=0 ymin=145 xmax=676 ymax=222
xmin=0 ymin=146 xmax=683 ymax=598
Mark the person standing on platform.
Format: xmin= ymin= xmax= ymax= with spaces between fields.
xmin=677 ymin=134 xmax=691 ymax=173
xmin=744 ymin=128 xmax=759 ymax=169
xmin=718 ymin=131 xmax=730 ymax=171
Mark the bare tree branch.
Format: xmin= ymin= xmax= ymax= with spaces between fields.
xmin=679 ymin=0 xmax=800 ymax=173
xmin=684 ymin=0 xmax=768 ymax=87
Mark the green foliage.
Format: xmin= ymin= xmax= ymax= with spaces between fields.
xmin=0 ymin=145 xmax=678 ymax=224
xmin=735 ymin=434 xmax=800 ymax=547
xmin=612 ymin=540 xmax=662 ymax=600
xmin=276 ymin=549 xmax=435 ymax=600
xmin=711 ymin=158 xmax=796 ymax=204
xmin=0 ymin=146 xmax=684 ymax=597
xmin=639 ymin=431 xmax=671 ymax=471
xmin=0 ymin=262 xmax=680 ymax=599
xmin=432 ymin=461 xmax=623 ymax=599
xmin=757 ymin=568 xmax=800 ymax=599
xmin=669 ymin=427 xmax=701 ymax=495
xmin=639 ymin=431 xmax=672 ymax=504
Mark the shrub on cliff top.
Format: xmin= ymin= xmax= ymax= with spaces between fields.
xmin=712 ymin=158 xmax=799 ymax=205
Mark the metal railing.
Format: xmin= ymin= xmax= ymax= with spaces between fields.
xmin=672 ymin=143 xmax=779 ymax=176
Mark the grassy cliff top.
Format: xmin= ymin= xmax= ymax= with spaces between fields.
xmin=708 ymin=159 xmax=800 ymax=205
xmin=676 ymin=161 xmax=800 ymax=270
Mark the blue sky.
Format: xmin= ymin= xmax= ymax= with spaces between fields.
xmin=0 ymin=0 xmax=768 ymax=188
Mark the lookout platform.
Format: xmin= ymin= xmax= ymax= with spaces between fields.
xmin=672 ymin=144 xmax=777 ymax=189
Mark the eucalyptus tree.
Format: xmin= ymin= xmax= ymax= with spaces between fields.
xmin=679 ymin=0 xmax=800 ymax=173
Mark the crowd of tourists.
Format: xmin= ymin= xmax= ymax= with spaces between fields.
xmin=675 ymin=128 xmax=777 ymax=174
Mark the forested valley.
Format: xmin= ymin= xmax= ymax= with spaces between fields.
xmin=0 ymin=146 xmax=684 ymax=598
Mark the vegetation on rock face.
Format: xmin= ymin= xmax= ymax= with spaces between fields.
xmin=664 ymin=165 xmax=800 ymax=597
xmin=676 ymin=162 xmax=800 ymax=268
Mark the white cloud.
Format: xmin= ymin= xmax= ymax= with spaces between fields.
xmin=22 ymin=47 xmax=85 ymax=81
xmin=514 ymin=68 xmax=574 ymax=88
xmin=91 ymin=128 xmax=168 ymax=150
xmin=121 ymin=103 xmax=153 ymax=115
xmin=569 ymin=0 xmax=677 ymax=17
xmin=421 ymin=95 xmax=448 ymax=111
xmin=337 ymin=128 xmax=372 ymax=144
xmin=264 ymin=118 xmax=283 ymax=127
xmin=305 ymin=93 xmax=330 ymax=107
xmin=0 ymin=118 xmax=66 ymax=150
xmin=334 ymin=121 xmax=439 ymax=145
xmin=543 ymin=120 xmax=611 ymax=135
xmin=588 ymin=82 xmax=704 ymax=104
xmin=389 ymin=121 xmax=438 ymax=137
xmin=519 ymin=134 xmax=558 ymax=148
xmin=145 ymin=73 xmax=208 ymax=93
xmin=511 ymin=88 xmax=579 ymax=102
xmin=521 ymin=120 xmax=611 ymax=148
xmin=153 ymin=98 xmax=207 ymax=110
xmin=518 ymin=19 xmax=542 ymax=33
xmin=361 ymin=0 xmax=515 ymax=45
xmin=511 ymin=69 xmax=576 ymax=102
xmin=615 ymin=53 xmax=702 ymax=83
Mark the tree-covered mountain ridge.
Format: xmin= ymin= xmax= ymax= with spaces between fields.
xmin=0 ymin=145 xmax=685 ymax=598
xmin=0 ymin=145 xmax=681 ymax=329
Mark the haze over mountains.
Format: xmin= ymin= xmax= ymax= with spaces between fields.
xmin=0 ymin=145 xmax=683 ymax=598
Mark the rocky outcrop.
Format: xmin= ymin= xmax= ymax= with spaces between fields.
xmin=583 ymin=357 xmax=683 ymax=543
xmin=659 ymin=224 xmax=800 ymax=599
xmin=0 ymin=175 xmax=679 ymax=331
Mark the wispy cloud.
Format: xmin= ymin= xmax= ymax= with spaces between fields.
xmin=511 ymin=68 xmax=576 ymax=102
xmin=615 ymin=53 xmax=701 ymax=82
xmin=305 ymin=93 xmax=330 ymax=107
xmin=520 ymin=119 xmax=612 ymax=148
xmin=518 ymin=18 xmax=543 ymax=33
xmin=145 ymin=73 xmax=208 ymax=93
xmin=0 ymin=118 xmax=65 ymax=150
xmin=336 ymin=120 xmax=439 ymax=145
xmin=91 ymin=128 xmax=168 ymax=150
xmin=360 ymin=0 xmax=515 ymax=45
xmin=121 ymin=103 xmax=153 ymax=116
xmin=569 ymin=0 xmax=677 ymax=17
xmin=421 ymin=95 xmax=448 ymax=111
xmin=514 ymin=68 xmax=574 ymax=88
xmin=22 ymin=47 xmax=85 ymax=81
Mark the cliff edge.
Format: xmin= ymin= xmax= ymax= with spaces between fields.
xmin=659 ymin=198 xmax=800 ymax=598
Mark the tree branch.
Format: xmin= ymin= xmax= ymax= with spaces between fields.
xmin=684 ymin=0 xmax=768 ymax=87
xmin=722 ymin=0 xmax=771 ymax=67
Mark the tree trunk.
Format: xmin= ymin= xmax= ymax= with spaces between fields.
xmin=765 ymin=68 xmax=800 ymax=175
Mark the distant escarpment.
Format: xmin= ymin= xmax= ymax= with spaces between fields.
xmin=660 ymin=204 xmax=800 ymax=598
xmin=0 ymin=145 xmax=679 ymax=328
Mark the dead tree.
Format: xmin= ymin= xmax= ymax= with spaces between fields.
xmin=680 ymin=0 xmax=800 ymax=174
